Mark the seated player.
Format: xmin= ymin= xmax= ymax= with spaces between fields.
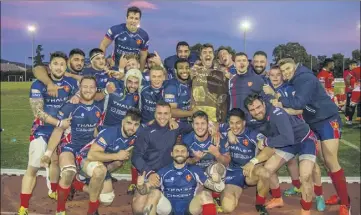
xmin=40 ymin=76 xmax=103 ymax=215
xmin=18 ymin=52 xmax=77 ymax=215
xmin=218 ymin=108 xmax=270 ymax=215
xmin=164 ymin=59 xmax=196 ymax=122
xmin=70 ymin=109 xmax=142 ymax=214
xmin=264 ymin=65 xmax=326 ymax=212
xmin=245 ymin=94 xmax=318 ymax=215
xmin=136 ymin=143 xmax=224 ymax=215
xmin=182 ymin=111 xmax=228 ymax=212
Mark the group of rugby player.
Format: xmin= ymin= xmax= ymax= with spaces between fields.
xmin=17 ymin=5 xmax=359 ymax=215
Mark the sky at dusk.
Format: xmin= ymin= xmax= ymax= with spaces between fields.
xmin=1 ymin=1 xmax=360 ymax=64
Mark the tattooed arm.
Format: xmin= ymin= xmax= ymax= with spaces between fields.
xmin=29 ymin=98 xmax=60 ymax=126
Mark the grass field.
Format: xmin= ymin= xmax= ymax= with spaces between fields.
xmin=1 ymin=82 xmax=360 ymax=176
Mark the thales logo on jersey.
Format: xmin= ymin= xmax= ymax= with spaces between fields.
xmin=165 ymin=177 xmax=174 ymax=183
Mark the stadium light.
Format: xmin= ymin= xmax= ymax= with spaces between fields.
xmin=27 ymin=25 xmax=36 ymax=81
xmin=240 ymin=20 xmax=251 ymax=53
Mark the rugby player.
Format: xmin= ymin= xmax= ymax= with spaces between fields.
xmin=71 ymin=109 xmax=142 ymax=214
xmin=40 ymin=76 xmax=103 ymax=215
xmin=217 ymin=46 xmax=236 ymax=77
xmin=32 ymin=48 xmax=86 ymax=97
xmin=264 ymin=66 xmax=326 ymax=212
xmin=18 ymin=52 xmax=76 ymax=215
xmin=131 ymin=100 xmax=194 ymax=214
xmin=344 ymin=61 xmax=358 ymax=125
xmin=191 ymin=43 xmax=229 ymax=123
xmin=219 ymin=108 xmax=270 ymax=215
xmin=317 ymin=58 xmax=335 ymax=90
xmin=136 ymin=143 xmax=224 ymax=215
xmin=228 ymin=52 xmax=269 ymax=121
xmin=273 ymin=58 xmax=351 ymax=215
xmin=100 ymin=6 xmax=149 ymax=71
xmin=164 ymin=41 xmax=199 ymax=79
xmin=252 ymin=51 xmax=269 ymax=82
xmin=139 ymin=65 xmax=167 ymax=124
xmin=164 ymin=59 xmax=195 ymax=121
xmin=182 ymin=110 xmax=228 ymax=212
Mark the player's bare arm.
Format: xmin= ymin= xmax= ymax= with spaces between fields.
xmin=64 ymin=72 xmax=82 ymax=82
xmin=208 ymin=146 xmax=231 ymax=166
xmin=136 ymin=171 xmax=151 ymax=195
xmin=99 ymin=36 xmax=112 ymax=54
xmin=169 ymin=103 xmax=194 ymax=118
xmin=87 ymin=143 xmax=130 ymax=162
xmin=139 ymin=50 xmax=148 ymax=72
xmin=29 ymin=98 xmax=70 ymax=128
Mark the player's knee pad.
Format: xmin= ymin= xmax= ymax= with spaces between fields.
xmin=60 ymin=165 xmax=77 ymax=178
xmin=205 ymin=162 xmax=226 ymax=182
xmin=99 ymin=190 xmax=115 ymax=205
xmin=156 ymin=194 xmax=172 ymax=215
xmin=86 ymin=161 xmax=104 ymax=177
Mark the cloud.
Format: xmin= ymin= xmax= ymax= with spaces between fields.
xmin=127 ymin=1 xmax=157 ymax=10
xmin=1 ymin=16 xmax=29 ymax=30
xmin=58 ymin=10 xmax=103 ymax=17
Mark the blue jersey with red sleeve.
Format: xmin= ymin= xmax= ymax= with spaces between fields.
xmin=226 ymin=128 xmax=261 ymax=169
xmin=57 ymin=101 xmax=103 ymax=147
xmin=139 ymin=83 xmax=166 ymax=124
xmin=29 ymin=77 xmax=78 ymax=141
xmin=182 ymin=132 xmax=228 ymax=170
xmin=105 ymin=23 xmax=149 ymax=67
xmin=250 ymin=103 xmax=310 ymax=148
xmin=164 ymin=78 xmax=191 ymax=121
xmin=158 ymin=163 xmax=207 ymax=203
xmin=227 ymin=64 xmax=237 ymax=75
xmin=101 ymin=85 xmax=139 ymax=128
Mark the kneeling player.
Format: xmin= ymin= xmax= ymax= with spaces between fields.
xmin=137 ymin=143 xmax=225 ymax=215
xmin=218 ymin=108 xmax=270 ymax=214
xmin=72 ymin=109 xmax=141 ymax=214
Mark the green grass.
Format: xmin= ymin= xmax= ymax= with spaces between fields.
xmin=1 ymin=82 xmax=360 ymax=175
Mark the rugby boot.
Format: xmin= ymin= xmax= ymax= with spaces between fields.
xmin=283 ymin=186 xmax=301 ymax=196
xmin=48 ymin=191 xmax=57 ymax=200
xmin=56 ymin=211 xmax=66 ymax=215
xmin=255 ymin=205 xmax=269 ymax=215
xmin=18 ymin=206 xmax=28 ymax=215
xmin=213 ymin=197 xmax=223 ymax=213
xmin=301 ymin=209 xmax=311 ymax=215
xmin=339 ymin=205 xmax=351 ymax=215
xmin=315 ymin=195 xmax=326 ymax=212
xmin=325 ymin=194 xmax=340 ymax=205
xmin=127 ymin=183 xmax=137 ymax=195
xmin=265 ymin=197 xmax=284 ymax=209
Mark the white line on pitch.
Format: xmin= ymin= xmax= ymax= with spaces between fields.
xmin=340 ymin=139 xmax=360 ymax=152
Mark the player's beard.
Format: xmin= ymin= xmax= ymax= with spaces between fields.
xmin=174 ymin=156 xmax=187 ymax=164
xmin=70 ymin=63 xmax=83 ymax=73
xmin=176 ymin=72 xmax=189 ymax=82
xmin=254 ymin=66 xmax=265 ymax=75
xmin=51 ymin=71 xmax=64 ymax=80
xmin=195 ymin=130 xmax=208 ymax=139
xmin=122 ymin=127 xmax=134 ymax=138
xmin=80 ymin=91 xmax=96 ymax=101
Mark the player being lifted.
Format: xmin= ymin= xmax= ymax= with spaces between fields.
xmin=136 ymin=143 xmax=225 ymax=215
xmin=100 ymin=6 xmax=149 ymax=71
xmin=18 ymin=52 xmax=77 ymax=215
xmin=218 ymin=108 xmax=270 ymax=215
xmin=40 ymin=76 xmax=103 ymax=215
xmin=70 ymin=109 xmax=142 ymax=214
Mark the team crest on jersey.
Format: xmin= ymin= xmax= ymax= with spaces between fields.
xmin=186 ymin=174 xmax=192 ymax=182
xmin=134 ymin=95 xmax=139 ymax=102
xmin=129 ymin=139 xmax=135 ymax=145
xmin=136 ymin=39 xmax=142 ymax=45
xmin=64 ymin=85 xmax=70 ymax=92
xmin=330 ymin=121 xmax=339 ymax=129
xmin=96 ymin=111 xmax=101 ymax=118
xmin=243 ymin=139 xmax=249 ymax=146
xmin=248 ymin=82 xmax=253 ymax=87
